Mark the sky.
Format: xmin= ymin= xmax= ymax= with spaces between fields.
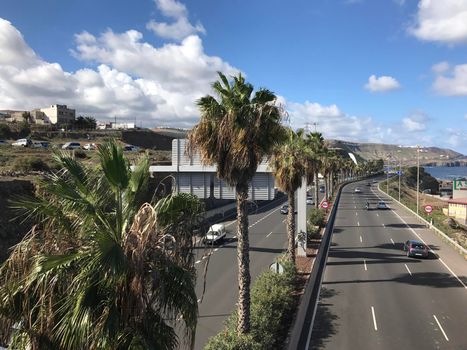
xmin=0 ymin=0 xmax=466 ymax=154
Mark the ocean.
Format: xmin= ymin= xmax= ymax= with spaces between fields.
xmin=423 ymin=166 xmax=467 ymax=180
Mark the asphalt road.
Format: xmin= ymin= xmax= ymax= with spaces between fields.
xmin=310 ymin=180 xmax=467 ymax=350
xmin=192 ymin=188 xmax=325 ymax=350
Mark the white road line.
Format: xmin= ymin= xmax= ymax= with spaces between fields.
xmin=357 ymin=221 xmax=360 ymax=226
xmin=404 ymin=264 xmax=412 ymax=276
xmin=267 ymin=231 xmax=273 ymax=238
xmin=382 ymin=223 xmax=385 ymax=227
xmin=433 ymin=315 xmax=449 ymax=342
xmin=195 ymin=260 xmax=201 ymax=264
xmin=363 ymin=259 xmax=367 ymax=271
xmin=214 ymin=248 xmax=219 ymax=252
xmin=376 ymin=213 xmax=379 ymax=217
xmin=390 ymin=238 xmax=395 ymax=246
xmin=354 ymin=205 xmax=357 ymax=209
xmin=355 ymin=212 xmax=358 ymax=216
xmin=371 ymin=306 xmax=378 ymax=331
xmin=390 ymin=205 xmax=467 ymax=290
xmin=360 ymin=235 xmax=363 ymax=243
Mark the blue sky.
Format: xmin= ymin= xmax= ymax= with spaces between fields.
xmin=0 ymin=0 xmax=466 ymax=154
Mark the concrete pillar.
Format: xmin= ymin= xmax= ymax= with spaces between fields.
xmin=296 ymin=176 xmax=307 ymax=256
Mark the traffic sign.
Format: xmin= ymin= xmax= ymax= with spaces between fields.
xmin=269 ymin=262 xmax=284 ymax=274
xmin=321 ymin=201 xmax=329 ymax=209
xmin=424 ymin=205 xmax=433 ymax=214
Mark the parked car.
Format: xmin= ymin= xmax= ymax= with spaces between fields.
xmin=280 ymin=204 xmax=289 ymax=214
xmin=0 ymin=140 xmax=9 ymax=146
xmin=12 ymin=138 xmax=32 ymax=147
xmin=354 ymin=187 xmax=361 ymax=193
xmin=377 ymin=201 xmax=388 ymax=210
xmin=306 ymin=196 xmax=314 ymax=205
xmin=32 ymin=141 xmax=49 ymax=149
xmin=62 ymin=142 xmax=81 ymax=150
xmin=403 ymin=240 xmax=429 ymax=258
xmin=83 ymin=143 xmax=98 ymax=150
xmin=204 ymin=224 xmax=227 ymax=245
xmin=123 ymin=144 xmax=140 ymax=152
xmin=319 ymin=185 xmax=325 ymax=193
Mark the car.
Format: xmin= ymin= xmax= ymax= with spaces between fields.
xmin=12 ymin=138 xmax=32 ymax=147
xmin=32 ymin=141 xmax=49 ymax=149
xmin=377 ymin=201 xmax=388 ymax=210
xmin=354 ymin=187 xmax=361 ymax=193
xmin=204 ymin=224 xmax=227 ymax=245
xmin=62 ymin=142 xmax=81 ymax=150
xmin=280 ymin=204 xmax=289 ymax=214
xmin=319 ymin=185 xmax=325 ymax=193
xmin=123 ymin=144 xmax=140 ymax=152
xmin=0 ymin=140 xmax=9 ymax=146
xmin=403 ymin=240 xmax=429 ymax=258
xmin=83 ymin=143 xmax=98 ymax=150
xmin=372 ymin=180 xmax=378 ymax=183
xmin=306 ymin=196 xmax=314 ymax=205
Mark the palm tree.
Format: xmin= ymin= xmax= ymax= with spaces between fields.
xmin=0 ymin=140 xmax=203 ymax=350
xmin=188 ymin=72 xmax=285 ymax=334
xmin=269 ymin=128 xmax=306 ymax=264
xmin=305 ymin=132 xmax=324 ymax=208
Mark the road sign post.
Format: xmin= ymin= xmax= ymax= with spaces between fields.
xmin=424 ymin=205 xmax=433 ymax=214
xmin=321 ymin=201 xmax=329 ymax=209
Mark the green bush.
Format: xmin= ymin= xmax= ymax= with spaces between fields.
xmin=12 ymin=157 xmax=50 ymax=172
xmin=204 ymin=256 xmax=297 ymax=350
xmin=74 ymin=149 xmax=87 ymax=159
xmin=0 ymin=123 xmax=11 ymax=138
xmin=308 ymin=208 xmax=325 ymax=227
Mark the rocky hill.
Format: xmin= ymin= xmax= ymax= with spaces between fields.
xmin=329 ymin=140 xmax=466 ymax=166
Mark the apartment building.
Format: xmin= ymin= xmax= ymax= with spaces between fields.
xmin=39 ymin=104 xmax=75 ymax=125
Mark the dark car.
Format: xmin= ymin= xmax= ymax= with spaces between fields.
xmin=319 ymin=185 xmax=325 ymax=193
xmin=403 ymin=240 xmax=429 ymax=258
xmin=280 ymin=204 xmax=289 ymax=214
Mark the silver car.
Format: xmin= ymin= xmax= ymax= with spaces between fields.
xmin=403 ymin=240 xmax=429 ymax=258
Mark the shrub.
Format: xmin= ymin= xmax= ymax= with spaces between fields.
xmin=204 ymin=256 xmax=297 ymax=350
xmin=308 ymin=208 xmax=325 ymax=227
xmin=74 ymin=150 xmax=87 ymax=159
xmin=12 ymin=157 xmax=50 ymax=172
xmin=0 ymin=123 xmax=11 ymax=138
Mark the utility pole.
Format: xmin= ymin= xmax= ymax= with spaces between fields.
xmin=416 ymin=146 xmax=420 ymax=217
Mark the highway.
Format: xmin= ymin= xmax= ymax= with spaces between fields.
xmin=309 ymin=180 xmax=467 ymax=350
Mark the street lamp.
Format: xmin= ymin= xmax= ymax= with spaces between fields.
xmin=416 ymin=146 xmax=420 ymax=217
xmin=398 ymin=150 xmax=401 ymax=202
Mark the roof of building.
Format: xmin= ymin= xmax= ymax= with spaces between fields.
xmin=448 ymin=198 xmax=467 ymax=205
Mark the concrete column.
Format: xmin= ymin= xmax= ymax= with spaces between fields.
xmin=296 ymin=176 xmax=307 ymax=256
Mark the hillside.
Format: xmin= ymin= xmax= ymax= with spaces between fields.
xmin=329 ymin=140 xmax=466 ymax=166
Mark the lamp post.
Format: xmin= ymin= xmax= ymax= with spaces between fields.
xmin=398 ymin=150 xmax=401 ymax=202
xmin=416 ymin=146 xmax=420 ymax=217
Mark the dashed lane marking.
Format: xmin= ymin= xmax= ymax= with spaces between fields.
xmin=363 ymin=259 xmax=368 ymax=271
xmin=433 ymin=315 xmax=449 ymax=342
xmin=404 ymin=264 xmax=412 ymax=276
xmin=390 ymin=238 xmax=395 ymax=246
xmin=371 ymin=307 xmax=378 ymax=331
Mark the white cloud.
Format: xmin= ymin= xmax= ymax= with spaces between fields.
xmin=402 ymin=112 xmax=428 ymax=132
xmin=364 ymin=74 xmax=401 ymax=92
xmin=432 ymin=62 xmax=467 ymax=96
xmin=0 ymin=17 xmax=240 ymax=127
xmin=146 ymin=0 xmax=205 ymax=41
xmin=409 ymin=0 xmax=467 ymax=45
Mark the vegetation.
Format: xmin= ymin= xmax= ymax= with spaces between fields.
xmin=305 ymin=132 xmax=324 ymax=209
xmin=189 ymin=72 xmax=285 ymax=334
xmin=73 ymin=116 xmax=97 ymax=130
xmin=0 ymin=140 xmax=204 ymax=349
xmin=204 ymin=257 xmax=297 ymax=349
xmin=308 ymin=207 xmax=325 ymax=228
xmin=0 ymin=124 xmax=11 ymax=138
xmin=269 ymin=128 xmax=307 ymax=263
xmin=12 ymin=156 xmax=50 ymax=172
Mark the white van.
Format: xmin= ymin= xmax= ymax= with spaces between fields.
xmin=204 ymin=224 xmax=227 ymax=244
xmin=12 ymin=138 xmax=32 ymax=147
xmin=62 ymin=142 xmax=81 ymax=150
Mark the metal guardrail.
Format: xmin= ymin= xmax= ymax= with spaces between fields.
xmin=286 ymin=180 xmax=346 ymax=350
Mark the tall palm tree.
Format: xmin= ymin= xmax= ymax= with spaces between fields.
xmin=305 ymin=132 xmax=324 ymax=208
xmin=269 ymin=128 xmax=306 ymax=264
xmin=0 ymin=140 xmax=203 ymax=350
xmin=188 ymin=72 xmax=285 ymax=334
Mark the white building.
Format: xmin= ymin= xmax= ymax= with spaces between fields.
xmin=39 ymin=104 xmax=75 ymax=125
xmin=150 ymin=139 xmax=276 ymax=201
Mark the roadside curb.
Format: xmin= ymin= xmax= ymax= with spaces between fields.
xmin=377 ymin=184 xmax=467 ymax=260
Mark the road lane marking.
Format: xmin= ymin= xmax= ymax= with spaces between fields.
xmin=433 ymin=315 xmax=449 ymax=342
xmin=371 ymin=306 xmax=378 ymax=331
xmin=354 ymin=205 xmax=357 ymax=209
xmin=355 ymin=212 xmax=358 ymax=216
xmin=363 ymin=259 xmax=367 ymax=271
xmin=195 ymin=260 xmax=201 ymax=264
xmin=267 ymin=231 xmax=273 ymax=238
xmin=390 ymin=238 xmax=395 ymax=246
xmin=197 ymin=298 xmax=201 ymax=303
xmin=360 ymin=235 xmax=362 ymax=243
xmin=376 ymin=213 xmax=379 ymax=217
xmin=388 ymin=203 xmax=467 ymax=290
xmin=382 ymin=223 xmax=385 ymax=227
xmin=357 ymin=221 xmax=360 ymax=226
xmin=404 ymin=264 xmax=412 ymax=276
